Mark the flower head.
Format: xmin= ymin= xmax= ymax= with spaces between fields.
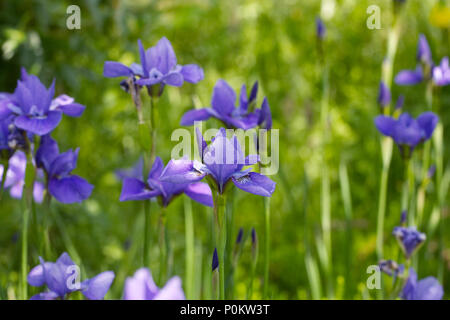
xmin=35 ymin=135 xmax=93 ymax=203
xmin=393 ymin=226 xmax=426 ymax=259
xmin=316 ymin=17 xmax=326 ymax=39
xmin=123 ymin=268 xmax=185 ymax=300
xmin=160 ymin=128 xmax=276 ymax=197
xmin=119 ymin=156 xmax=213 ymax=207
xmin=6 ymin=69 xmax=85 ymax=136
xmin=378 ymin=260 xmax=404 ymax=278
xmin=180 ymin=79 xmax=272 ymax=130
xmin=28 ymin=252 xmax=115 ymax=300
xmin=104 ymin=37 xmax=204 ymax=96
xmin=374 ymin=112 xmax=438 ymax=158
xmin=432 ymin=57 xmax=450 ymax=86
xmin=401 ymin=268 xmax=443 ymax=300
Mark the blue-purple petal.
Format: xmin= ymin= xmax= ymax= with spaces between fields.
xmin=232 ymin=172 xmax=276 ymax=197
xmin=180 ymin=108 xmax=212 ymax=126
xmin=184 ymin=182 xmax=213 ymax=207
xmin=103 ymin=61 xmax=133 ymax=78
xmin=81 ymin=271 xmax=115 ymax=300
xmin=180 ymin=64 xmax=204 ymax=83
xmin=49 ymin=175 xmax=93 ymax=203
xmin=14 ymin=110 xmax=62 ymax=136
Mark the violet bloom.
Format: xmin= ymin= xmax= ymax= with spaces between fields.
xmin=115 ymin=157 xmax=143 ymax=181
xmin=181 ymin=80 xmax=272 ymax=130
xmin=378 ymin=260 xmax=404 ymax=278
xmin=393 ymin=226 xmax=426 ymax=259
xmin=123 ymin=268 xmax=185 ymax=300
xmin=35 ymin=135 xmax=93 ymax=204
xmin=0 ymin=151 xmax=44 ymax=202
xmin=432 ymin=57 xmax=450 ymax=86
xmin=395 ymin=34 xmax=433 ymax=85
xmin=28 ymin=252 xmax=115 ymax=300
xmin=103 ymin=37 xmax=204 ymax=94
xmin=120 ymin=156 xmax=213 ymax=207
xmin=377 ymin=81 xmax=391 ymax=107
xmin=374 ymin=112 xmax=438 ymax=158
xmin=6 ymin=69 xmax=85 ymax=136
xmin=401 ymin=268 xmax=443 ymax=300
xmin=160 ymin=128 xmax=276 ymax=197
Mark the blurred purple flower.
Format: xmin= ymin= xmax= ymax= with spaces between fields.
xmin=119 ymin=156 xmax=213 ymax=207
xmin=316 ymin=17 xmax=325 ymax=39
xmin=394 ymin=66 xmax=424 ymax=85
xmin=35 ymin=135 xmax=93 ymax=204
xmin=160 ymin=128 xmax=276 ymax=197
xmin=6 ymin=69 xmax=85 ymax=136
xmin=379 ymin=260 xmax=404 ymax=278
xmin=28 ymin=252 xmax=115 ymax=300
xmin=432 ymin=57 xmax=450 ymax=86
xmin=104 ymin=37 xmax=203 ymax=94
xmin=417 ymin=34 xmax=432 ymax=65
xmin=115 ymin=157 xmax=144 ymax=181
xmin=0 ymin=151 xmax=44 ymax=203
xmin=401 ymin=268 xmax=443 ymax=300
xmin=393 ymin=226 xmax=426 ymax=259
xmin=374 ymin=112 xmax=438 ymax=158
xmin=123 ymin=268 xmax=185 ymax=300
xmin=180 ymin=79 xmax=272 ymax=130
xmin=377 ymin=81 xmax=391 ymax=107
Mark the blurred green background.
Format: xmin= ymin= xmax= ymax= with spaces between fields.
xmin=0 ymin=0 xmax=449 ymax=299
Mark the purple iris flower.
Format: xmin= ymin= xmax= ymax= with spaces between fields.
xmin=378 ymin=260 xmax=404 ymax=278
xmin=35 ymin=135 xmax=93 ymax=204
xmin=6 ymin=69 xmax=85 ymax=136
xmin=374 ymin=112 xmax=438 ymax=158
xmin=160 ymin=128 xmax=276 ymax=196
xmin=103 ymin=37 xmax=204 ymax=94
xmin=123 ymin=268 xmax=185 ymax=300
xmin=180 ymin=79 xmax=272 ymax=130
xmin=0 ymin=151 xmax=44 ymax=202
xmin=401 ymin=268 xmax=443 ymax=300
xmin=316 ymin=17 xmax=326 ymax=39
xmin=28 ymin=252 xmax=115 ymax=300
xmin=395 ymin=34 xmax=433 ymax=86
xmin=120 ymin=156 xmax=213 ymax=207
xmin=432 ymin=57 xmax=450 ymax=86
xmin=392 ymin=226 xmax=426 ymax=259
xmin=377 ymin=81 xmax=391 ymax=107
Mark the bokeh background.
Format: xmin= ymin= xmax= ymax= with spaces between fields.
xmin=0 ymin=0 xmax=449 ymax=299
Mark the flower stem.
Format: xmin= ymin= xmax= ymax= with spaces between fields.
xmin=214 ymin=192 xmax=227 ymax=300
xmin=143 ymin=200 xmax=151 ymax=268
xmin=158 ymin=206 xmax=167 ymax=285
xmin=0 ymin=159 xmax=9 ymax=200
xmin=263 ymin=196 xmax=271 ymax=299
xmin=184 ymin=197 xmax=195 ymax=299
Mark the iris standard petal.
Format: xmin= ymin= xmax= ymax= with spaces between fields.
xmin=258 ymin=97 xmax=272 ymax=129
xmin=180 ymin=108 xmax=212 ymax=126
xmin=138 ymin=39 xmax=148 ymax=77
xmin=35 ymin=134 xmax=59 ymax=172
xmin=416 ymin=111 xmax=438 ymax=140
xmin=180 ymin=64 xmax=204 ymax=83
xmin=48 ymin=148 xmax=79 ymax=177
xmin=184 ymin=182 xmax=213 ymax=207
xmin=211 ymin=79 xmax=236 ymax=115
xmin=81 ymin=271 xmax=115 ymax=300
xmin=232 ymin=172 xmax=276 ymax=197
xmin=14 ymin=110 xmax=62 ymax=136
xmin=123 ymin=268 xmax=159 ymax=300
xmin=153 ymin=37 xmax=177 ymax=75
xmin=49 ymin=175 xmax=93 ymax=203
xmin=148 ymin=156 xmax=165 ymax=180
xmin=103 ymin=61 xmax=133 ymax=78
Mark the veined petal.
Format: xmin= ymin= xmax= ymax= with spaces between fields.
xmin=163 ymin=71 xmax=183 ymax=87
xmin=212 ymin=79 xmax=236 ymax=115
xmin=103 ymin=61 xmax=133 ymax=78
xmin=153 ymin=37 xmax=177 ymax=75
xmin=49 ymin=175 xmax=93 ymax=203
xmin=55 ymin=103 xmax=85 ymax=117
xmin=180 ymin=64 xmax=204 ymax=83
xmin=82 ymin=271 xmax=115 ymax=300
xmin=180 ymin=108 xmax=212 ymax=126
xmin=160 ymin=159 xmax=206 ymax=184
xmin=14 ymin=110 xmax=62 ymax=136
xmin=120 ymin=178 xmax=159 ymax=201
xmin=184 ymin=182 xmax=213 ymax=207
xmin=232 ymin=172 xmax=276 ymax=197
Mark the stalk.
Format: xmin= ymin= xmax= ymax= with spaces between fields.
xmin=213 ymin=192 xmax=227 ymax=300
xmin=263 ymin=196 xmax=270 ymax=298
xmin=158 ymin=206 xmax=167 ymax=285
xmin=0 ymin=159 xmax=9 ymax=200
xmin=143 ymin=200 xmax=151 ymax=267
xmin=184 ymin=197 xmax=195 ymax=299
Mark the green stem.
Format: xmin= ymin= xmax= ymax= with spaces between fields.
xmin=184 ymin=197 xmax=194 ymax=299
xmin=158 ymin=206 xmax=167 ymax=285
xmin=263 ymin=196 xmax=270 ymax=299
xmin=0 ymin=159 xmax=9 ymax=200
xmin=214 ymin=192 xmax=227 ymax=300
xmin=143 ymin=200 xmax=151 ymax=268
